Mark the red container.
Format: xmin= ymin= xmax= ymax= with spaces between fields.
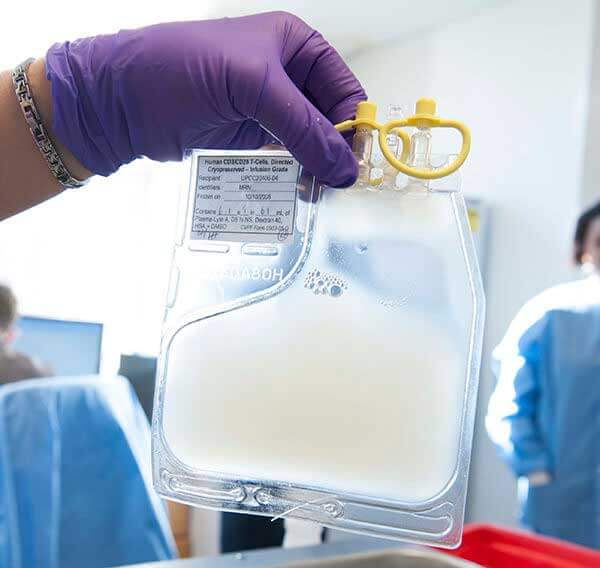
xmin=439 ymin=524 xmax=600 ymax=567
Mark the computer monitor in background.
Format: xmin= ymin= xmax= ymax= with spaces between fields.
xmin=13 ymin=316 xmax=103 ymax=376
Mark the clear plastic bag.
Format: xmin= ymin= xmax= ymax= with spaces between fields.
xmin=153 ymin=102 xmax=484 ymax=547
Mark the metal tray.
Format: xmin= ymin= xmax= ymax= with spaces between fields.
xmin=280 ymin=548 xmax=481 ymax=568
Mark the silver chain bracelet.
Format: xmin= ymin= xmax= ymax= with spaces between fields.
xmin=12 ymin=58 xmax=87 ymax=189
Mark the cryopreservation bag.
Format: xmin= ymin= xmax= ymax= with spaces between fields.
xmin=152 ymin=99 xmax=484 ymax=547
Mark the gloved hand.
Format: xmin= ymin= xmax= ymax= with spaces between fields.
xmin=526 ymin=470 xmax=552 ymax=487
xmin=46 ymin=12 xmax=366 ymax=187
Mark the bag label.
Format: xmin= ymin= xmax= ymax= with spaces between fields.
xmin=190 ymin=154 xmax=299 ymax=243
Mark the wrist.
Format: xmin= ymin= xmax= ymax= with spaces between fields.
xmin=46 ymin=39 xmax=137 ymax=177
xmin=27 ymin=58 xmax=92 ymax=182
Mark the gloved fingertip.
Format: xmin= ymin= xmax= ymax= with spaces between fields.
xmin=319 ymin=145 xmax=358 ymax=188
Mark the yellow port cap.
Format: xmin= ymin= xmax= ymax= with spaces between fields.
xmin=355 ymin=101 xmax=378 ymax=122
xmin=415 ymin=98 xmax=436 ymax=116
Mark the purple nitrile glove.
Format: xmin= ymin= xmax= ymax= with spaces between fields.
xmin=45 ymin=12 xmax=366 ymax=187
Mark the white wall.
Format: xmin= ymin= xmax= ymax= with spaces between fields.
xmin=347 ymin=0 xmax=594 ymax=525
xmin=581 ymin=5 xmax=600 ymax=209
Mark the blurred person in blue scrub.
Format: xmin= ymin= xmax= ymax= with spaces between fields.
xmin=0 ymin=284 xmax=50 ymax=384
xmin=487 ymin=201 xmax=600 ymax=549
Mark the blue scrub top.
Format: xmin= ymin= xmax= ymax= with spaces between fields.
xmin=487 ymin=275 xmax=600 ymax=548
xmin=0 ymin=375 xmax=176 ymax=568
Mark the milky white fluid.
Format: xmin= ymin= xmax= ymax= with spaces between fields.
xmin=161 ymin=189 xmax=471 ymax=502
